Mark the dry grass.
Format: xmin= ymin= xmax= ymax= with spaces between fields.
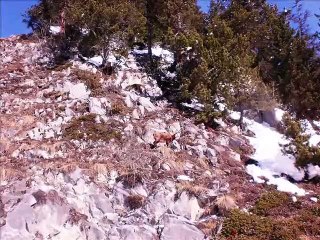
xmin=197 ymin=219 xmax=219 ymax=236
xmin=117 ymin=173 xmax=144 ymax=188
xmin=215 ymin=195 xmax=237 ymax=216
xmin=73 ymin=69 xmax=103 ymax=96
xmin=0 ymin=167 xmax=24 ymax=183
xmin=51 ymin=62 xmax=73 ymax=72
xmin=176 ymin=182 xmax=208 ymax=198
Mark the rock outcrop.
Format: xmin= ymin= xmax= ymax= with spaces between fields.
xmin=0 ymin=35 xmax=257 ymax=240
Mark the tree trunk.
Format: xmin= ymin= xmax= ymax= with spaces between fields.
xmin=146 ymin=0 xmax=153 ymax=68
xmin=239 ymin=109 xmax=244 ymax=130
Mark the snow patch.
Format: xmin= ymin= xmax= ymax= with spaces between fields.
xmin=87 ymin=55 xmax=117 ymax=67
xmin=245 ymin=118 xmax=304 ymax=181
xmin=182 ymin=99 xmax=204 ymax=111
xmin=301 ymin=119 xmax=320 ymax=146
xmin=307 ymin=164 xmax=320 ymax=179
xmin=310 ymin=197 xmax=318 ymax=203
xmin=133 ymin=45 xmax=174 ymax=64
xmin=231 ymin=109 xmax=306 ymax=195
xmin=49 ymin=26 xmax=62 ymax=34
xmin=274 ymin=108 xmax=285 ymax=122
xmin=246 ymin=165 xmax=306 ymax=196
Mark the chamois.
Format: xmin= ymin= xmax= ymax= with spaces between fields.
xmin=153 ymin=132 xmax=176 ymax=146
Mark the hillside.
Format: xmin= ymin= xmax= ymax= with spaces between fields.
xmin=1 ymin=34 xmax=320 ymax=240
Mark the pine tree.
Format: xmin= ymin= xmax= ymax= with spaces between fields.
xmin=25 ymin=0 xmax=146 ymax=63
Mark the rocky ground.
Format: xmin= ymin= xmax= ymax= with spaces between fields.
xmin=1 ymin=35 xmax=320 ymax=240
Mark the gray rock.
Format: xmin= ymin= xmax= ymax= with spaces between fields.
xmin=110 ymin=224 xmax=158 ymax=240
xmin=185 ymin=125 xmax=198 ymax=135
xmin=171 ymin=140 xmax=181 ymax=151
xmin=145 ymin=181 xmax=176 ymax=221
xmin=160 ymin=214 xmax=205 ymax=240
xmin=228 ymin=151 xmax=241 ymax=162
xmin=161 ymin=163 xmax=171 ymax=171
xmin=215 ymin=135 xmax=229 ymax=146
xmin=138 ymin=97 xmax=156 ymax=111
xmin=168 ymin=122 xmax=181 ymax=134
xmin=125 ymin=94 xmax=134 ymax=108
xmin=206 ymin=148 xmax=218 ymax=165
xmin=194 ymin=138 xmax=207 ymax=147
xmin=260 ymin=109 xmax=280 ymax=127
xmin=229 ymin=137 xmax=244 ymax=149
xmin=172 ymin=192 xmax=203 ymax=221
xmin=186 ymin=145 xmax=205 ymax=157
xmin=89 ymin=97 xmax=111 ymax=115
xmin=132 ymin=109 xmax=140 ymax=119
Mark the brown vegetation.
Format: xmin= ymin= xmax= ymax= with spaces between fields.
xmin=63 ymin=113 xmax=122 ymax=142
xmin=125 ymin=194 xmax=145 ymax=210
xmin=73 ymin=69 xmax=103 ymax=96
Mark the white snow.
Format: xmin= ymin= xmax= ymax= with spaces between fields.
xmin=246 ymin=165 xmax=305 ymax=196
xmin=301 ymin=119 xmax=320 ymax=146
xmin=307 ymin=164 xmax=320 ymax=179
xmin=133 ymin=45 xmax=174 ymax=64
xmin=246 ymin=118 xmax=305 ymax=181
xmin=274 ymin=108 xmax=285 ymax=122
xmin=49 ymin=26 xmax=61 ymax=34
xmin=182 ymin=99 xmax=204 ymax=111
xmin=310 ymin=197 xmax=318 ymax=203
xmin=313 ymin=120 xmax=320 ymax=129
xmin=87 ymin=55 xmax=117 ymax=67
xmin=177 ymin=175 xmax=194 ymax=182
xmin=230 ymin=111 xmax=306 ymax=195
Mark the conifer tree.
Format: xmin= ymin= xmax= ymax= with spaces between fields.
xmin=25 ymin=0 xmax=146 ymax=63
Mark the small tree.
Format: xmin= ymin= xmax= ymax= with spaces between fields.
xmin=282 ymin=114 xmax=320 ymax=168
xmin=25 ymin=0 xmax=146 ymax=64
xmin=222 ymin=68 xmax=276 ymax=128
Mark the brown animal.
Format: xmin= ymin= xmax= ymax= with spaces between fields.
xmin=153 ymin=132 xmax=176 ymax=146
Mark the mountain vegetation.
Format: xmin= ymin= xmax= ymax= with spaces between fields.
xmin=25 ymin=0 xmax=320 ymax=166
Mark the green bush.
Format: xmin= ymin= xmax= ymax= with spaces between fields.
xmin=110 ymin=100 xmax=127 ymax=115
xmin=63 ymin=114 xmax=121 ymax=142
xmin=25 ymin=0 xmax=146 ymax=63
xmin=295 ymin=209 xmax=320 ymax=236
xmin=222 ymin=209 xmax=299 ymax=240
xmin=282 ymin=114 xmax=320 ymax=168
xmin=252 ymin=191 xmax=289 ymax=216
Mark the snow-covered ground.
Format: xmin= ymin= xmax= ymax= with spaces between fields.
xmin=229 ymin=110 xmax=320 ymax=197
xmin=229 ymin=111 xmax=306 ymax=196
xmin=302 ymin=119 xmax=320 ymax=146
xmin=132 ymin=45 xmax=174 ymax=64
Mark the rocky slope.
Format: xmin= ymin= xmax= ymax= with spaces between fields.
xmin=1 ymin=35 xmax=320 ymax=240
